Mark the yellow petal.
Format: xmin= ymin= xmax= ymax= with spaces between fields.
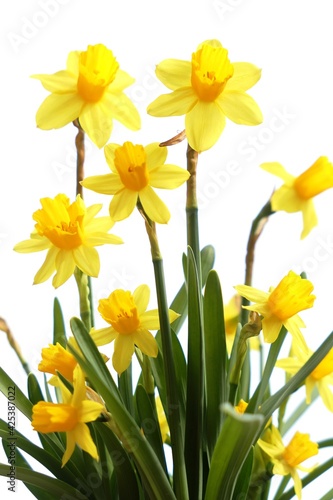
xmin=33 ymin=246 xmax=58 ymax=284
xmin=140 ymin=310 xmax=161 ymax=330
xmin=82 ymin=173 xmax=123 ymax=195
xmin=317 ymin=380 xmax=333 ymax=411
xmin=147 ymin=87 xmax=197 ymax=116
xmin=79 ymin=400 xmax=104 ymax=423
xmin=62 ymin=431 xmax=76 ymax=467
xmin=113 ymin=335 xmax=135 ymax=374
xmin=155 ymin=59 xmax=192 ymax=90
xmin=73 ymin=246 xmax=100 ymax=277
xmin=132 ymin=329 xmax=158 ymax=357
xmin=185 ymin=101 xmax=226 ymax=152
xmin=300 ymin=200 xmax=318 ymax=239
xmin=14 ymin=237 xmax=50 ymax=253
xmin=219 ymin=91 xmax=263 ymax=125
xmin=133 ymin=284 xmax=150 ymax=315
xmin=104 ymin=143 xmax=120 ymax=173
xmin=261 ymin=315 xmax=283 ymax=343
xmin=72 ymin=423 xmax=99 ymax=460
xmin=85 ymin=233 xmax=123 ymax=246
xmin=149 ymin=164 xmax=190 ymax=189
xmin=66 ymin=50 xmax=80 ymax=74
xmin=105 ymin=91 xmax=141 ymax=131
xmin=139 ymin=186 xmax=170 ymax=224
xmin=90 ymin=326 xmax=117 ymax=346
xmin=79 ymin=101 xmax=113 ymax=148
xmin=109 ymin=189 xmax=138 ymax=221
xmin=53 ymin=250 xmax=76 ymax=288
xmin=234 ymin=284 xmax=269 ymax=304
xmin=36 ymin=93 xmax=83 ymax=129
xmin=260 ymin=162 xmax=295 ymax=184
xmin=271 ymin=185 xmax=304 ymax=213
xmin=226 ymin=63 xmax=262 ymax=92
xmin=111 ymin=69 xmax=135 ymax=92
xmin=145 ymin=143 xmax=168 ymax=170
xmin=31 ymin=71 xmax=77 ymax=93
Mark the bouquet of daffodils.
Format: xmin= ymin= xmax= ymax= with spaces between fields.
xmin=1 ymin=40 xmax=333 ymax=500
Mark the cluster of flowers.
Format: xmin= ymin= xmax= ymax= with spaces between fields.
xmin=13 ymin=40 xmax=333 ymax=499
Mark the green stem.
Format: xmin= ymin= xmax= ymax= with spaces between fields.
xmin=139 ymin=208 xmax=188 ymax=500
xmin=74 ymin=268 xmax=92 ymax=331
xmin=186 ymin=144 xmax=202 ymax=286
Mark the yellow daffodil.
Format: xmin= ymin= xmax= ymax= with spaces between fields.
xmin=234 ymin=271 xmax=315 ymax=344
xmin=261 ymin=157 xmax=333 ymax=238
xmin=90 ymin=285 xmax=179 ymax=374
xmin=156 ymin=396 xmax=169 ymax=443
xmin=235 ymin=399 xmax=248 ymax=414
xmin=32 ymin=366 xmax=104 ymax=466
xmin=81 ymin=141 xmax=190 ymax=223
xmin=32 ymin=43 xmax=140 ymax=148
xmin=147 ymin=39 xmax=263 ymax=152
xmin=14 ymin=194 xmax=123 ymax=288
xmin=258 ymin=426 xmax=318 ymax=499
xmin=224 ymin=294 xmax=260 ymax=352
xmin=276 ymin=340 xmax=333 ymax=411
xmin=38 ymin=342 xmax=77 ymax=384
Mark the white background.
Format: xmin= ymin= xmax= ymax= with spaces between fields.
xmin=1 ymin=0 xmax=333 ymax=498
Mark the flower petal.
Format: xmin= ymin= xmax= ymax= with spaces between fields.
xmin=133 ymin=284 xmax=150 ymax=315
xmin=155 ymin=59 xmax=192 ymax=90
xmin=31 ymin=71 xmax=77 ymax=93
xmin=260 ymin=162 xmax=295 ymax=184
xmin=145 ymin=143 xmax=168 ymax=170
xmin=317 ymin=380 xmax=333 ymax=412
xmin=300 ymin=200 xmax=318 ymax=239
xmin=84 ymin=233 xmax=123 ymax=246
xmin=90 ymin=326 xmax=117 ymax=346
xmin=81 ymin=173 xmax=124 ymax=195
xmin=105 ymin=91 xmax=141 ymax=131
xmin=14 ymin=236 xmax=50 ymax=253
xmin=113 ymin=335 xmax=135 ymax=374
xmin=73 ymin=246 xmax=100 ymax=277
xmin=62 ymin=431 xmax=76 ymax=467
xmin=36 ymin=93 xmax=83 ymax=129
xmin=111 ymin=69 xmax=135 ymax=92
xmin=226 ymin=63 xmax=262 ymax=92
xmin=262 ymin=315 xmax=283 ymax=343
xmin=140 ymin=310 xmax=161 ymax=330
xmin=109 ymin=189 xmax=138 ymax=221
xmin=234 ymin=284 xmax=269 ymax=304
xmin=147 ymin=88 xmax=197 ymax=117
xmin=132 ymin=329 xmax=158 ymax=357
xmin=79 ymin=400 xmax=104 ymax=423
xmin=139 ymin=186 xmax=170 ymax=224
xmin=33 ymin=246 xmax=58 ymax=284
xmin=271 ymin=185 xmax=304 ymax=213
xmin=149 ymin=164 xmax=190 ymax=189
xmin=72 ymin=423 xmax=99 ymax=460
xmin=185 ymin=101 xmax=226 ymax=152
xmin=53 ymin=250 xmax=76 ymax=288
xmin=219 ymin=91 xmax=263 ymax=125
xmin=79 ymin=102 xmax=113 ymax=148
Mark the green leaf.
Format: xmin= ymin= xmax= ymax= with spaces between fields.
xmin=204 ymin=403 xmax=264 ymax=500
xmin=69 ymin=317 xmax=176 ymax=500
xmin=53 ymin=297 xmax=67 ymax=347
xmin=135 ymin=384 xmax=168 ymax=474
xmin=0 ymin=367 xmax=32 ymax=420
xmin=232 ymin=446 xmax=253 ymax=500
xmin=0 ymin=464 xmax=89 ymax=499
xmin=203 ymin=269 xmax=227 ymax=458
xmin=185 ymin=247 xmax=204 ymax=499
xmin=200 ymin=245 xmax=215 ymax=286
xmin=27 ymin=372 xmax=45 ymax=405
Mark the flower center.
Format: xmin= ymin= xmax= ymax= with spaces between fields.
xmin=34 ymin=194 xmax=85 ymax=250
xmin=191 ymin=43 xmax=234 ymax=102
xmin=267 ymin=271 xmax=315 ymax=321
xmin=282 ymin=432 xmax=318 ymax=468
xmin=311 ymin=349 xmax=333 ymax=380
xmin=114 ymin=142 xmax=149 ymax=191
xmin=32 ymin=402 xmax=79 ymax=433
xmin=294 ymin=157 xmax=333 ymax=200
xmin=77 ymin=44 xmax=119 ymax=103
xmin=98 ymin=289 xmax=141 ymax=335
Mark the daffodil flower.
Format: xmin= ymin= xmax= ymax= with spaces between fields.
xmin=276 ymin=341 xmax=333 ymax=411
xmin=147 ymin=39 xmax=263 ymax=152
xmin=32 ymin=43 xmax=141 ymax=148
xmin=235 ymin=271 xmax=315 ymax=344
xmin=38 ymin=342 xmax=77 ymax=385
xmin=91 ymin=284 xmax=179 ymax=374
xmin=14 ymin=193 xmax=123 ymax=288
xmin=81 ymin=141 xmax=190 ymax=223
xmin=32 ymin=366 xmax=104 ymax=466
xmin=258 ymin=426 xmax=318 ymax=499
xmin=261 ymin=156 xmax=333 ymax=238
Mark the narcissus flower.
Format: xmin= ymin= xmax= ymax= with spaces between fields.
xmin=14 ymin=194 xmax=122 ymax=288
xmin=235 ymin=271 xmax=315 ymax=344
xmin=276 ymin=341 xmax=333 ymax=411
xmin=32 ymin=43 xmax=141 ymax=148
xmin=90 ymin=285 xmax=179 ymax=374
xmin=32 ymin=366 xmax=104 ymax=466
xmin=261 ymin=157 xmax=333 ymax=238
xmin=147 ymin=39 xmax=262 ymax=152
xmin=38 ymin=342 xmax=77 ymax=384
xmin=258 ymin=426 xmax=318 ymax=499
xmin=81 ymin=141 xmax=190 ymax=223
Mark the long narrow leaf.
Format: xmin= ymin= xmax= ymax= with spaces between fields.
xmin=53 ymin=297 xmax=67 ymax=347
